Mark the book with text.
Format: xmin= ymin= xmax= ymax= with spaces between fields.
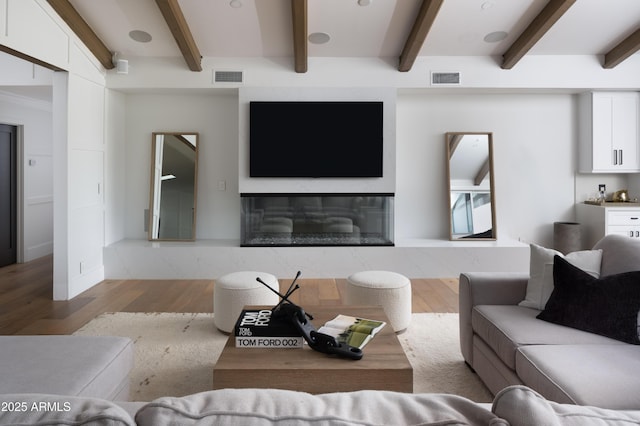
xmin=234 ymin=309 xmax=304 ymax=348
xmin=317 ymin=314 xmax=386 ymax=350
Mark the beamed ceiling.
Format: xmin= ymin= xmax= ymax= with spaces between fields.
xmin=46 ymin=0 xmax=640 ymax=73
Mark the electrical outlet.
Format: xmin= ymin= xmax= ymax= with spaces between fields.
xmin=599 ymin=184 xmax=606 ymax=193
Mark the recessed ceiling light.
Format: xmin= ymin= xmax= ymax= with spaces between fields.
xmin=129 ymin=30 xmax=152 ymax=43
xmin=229 ymin=0 xmax=242 ymax=8
xmin=358 ymin=0 xmax=372 ymax=6
xmin=308 ymin=32 xmax=331 ymax=45
xmin=484 ymin=31 xmax=508 ymax=43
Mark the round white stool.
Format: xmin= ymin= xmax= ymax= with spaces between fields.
xmin=345 ymin=270 xmax=411 ymax=332
xmin=214 ymin=271 xmax=280 ymax=333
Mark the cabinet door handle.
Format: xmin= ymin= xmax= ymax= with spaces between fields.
xmin=636 ymin=231 xmax=639 ymax=237
xmin=619 ymin=149 xmax=623 ymax=165
xmin=630 ymin=217 xmax=639 ymax=220
xmin=613 ymin=149 xmax=618 ymax=165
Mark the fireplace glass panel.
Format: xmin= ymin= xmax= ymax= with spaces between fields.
xmin=241 ymin=194 xmax=394 ymax=246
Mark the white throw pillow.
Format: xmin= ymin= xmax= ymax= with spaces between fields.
xmin=518 ymin=244 xmax=602 ymax=310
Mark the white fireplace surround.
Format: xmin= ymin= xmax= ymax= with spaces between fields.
xmin=104 ymin=238 xmax=529 ymax=280
xmin=103 ymin=86 xmax=530 ymax=280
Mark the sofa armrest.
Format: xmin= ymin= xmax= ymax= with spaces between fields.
xmin=459 ymin=272 xmax=529 ymax=367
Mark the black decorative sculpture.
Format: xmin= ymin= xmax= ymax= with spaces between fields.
xmin=256 ymin=271 xmax=363 ymax=360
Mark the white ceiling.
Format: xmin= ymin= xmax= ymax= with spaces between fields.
xmin=66 ymin=0 xmax=640 ymax=65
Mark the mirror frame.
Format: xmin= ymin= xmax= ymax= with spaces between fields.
xmin=148 ymin=132 xmax=199 ymax=241
xmin=445 ymin=132 xmax=497 ymax=241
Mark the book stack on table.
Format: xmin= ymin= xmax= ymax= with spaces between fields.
xmin=234 ymin=308 xmax=387 ymax=350
xmin=234 ymin=309 xmax=304 ymax=348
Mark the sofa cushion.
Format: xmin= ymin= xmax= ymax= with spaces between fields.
xmin=537 ymin=256 xmax=640 ymax=344
xmin=593 ymin=234 xmax=640 ymax=277
xmin=519 ymin=244 xmax=602 ymax=310
xmin=135 ymin=388 xmax=507 ymax=426
xmin=493 ymin=385 xmax=640 ymax=426
xmin=516 ymin=345 xmax=640 ymax=410
xmin=0 ymin=336 xmax=134 ymax=400
xmin=0 ymin=394 xmax=135 ymax=426
xmin=473 ymin=305 xmax=623 ymax=370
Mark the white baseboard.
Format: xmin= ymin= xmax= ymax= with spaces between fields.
xmin=24 ymin=241 xmax=53 ymax=262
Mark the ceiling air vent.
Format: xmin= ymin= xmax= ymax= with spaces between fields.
xmin=431 ymin=72 xmax=461 ymax=86
xmin=213 ymin=70 xmax=244 ymax=84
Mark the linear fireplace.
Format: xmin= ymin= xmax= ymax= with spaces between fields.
xmin=241 ymin=193 xmax=394 ymax=247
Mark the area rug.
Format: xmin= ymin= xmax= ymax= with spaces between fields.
xmin=73 ymin=312 xmax=492 ymax=403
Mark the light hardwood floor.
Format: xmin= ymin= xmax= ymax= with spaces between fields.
xmin=0 ymin=255 xmax=459 ymax=335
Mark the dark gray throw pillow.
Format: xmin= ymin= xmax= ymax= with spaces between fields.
xmin=537 ymin=255 xmax=640 ymax=344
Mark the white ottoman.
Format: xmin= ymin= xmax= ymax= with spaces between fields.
xmin=214 ymin=271 xmax=280 ymax=333
xmin=345 ymin=271 xmax=411 ymax=332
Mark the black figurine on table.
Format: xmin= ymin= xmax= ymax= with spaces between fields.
xmin=256 ymin=271 xmax=363 ymax=360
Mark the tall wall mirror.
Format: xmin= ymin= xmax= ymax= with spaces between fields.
xmin=445 ymin=132 xmax=496 ymax=240
xmin=149 ymin=132 xmax=199 ymax=241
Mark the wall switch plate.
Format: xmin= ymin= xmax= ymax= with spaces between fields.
xmin=218 ymin=180 xmax=226 ymax=191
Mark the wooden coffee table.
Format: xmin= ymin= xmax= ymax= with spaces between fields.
xmin=212 ymin=305 xmax=413 ymax=394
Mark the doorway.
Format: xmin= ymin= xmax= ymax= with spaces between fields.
xmin=0 ymin=124 xmax=17 ymax=267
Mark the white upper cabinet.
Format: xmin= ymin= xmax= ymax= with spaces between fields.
xmin=579 ymin=92 xmax=640 ymax=173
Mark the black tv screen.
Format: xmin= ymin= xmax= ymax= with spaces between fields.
xmin=249 ymin=101 xmax=383 ymax=178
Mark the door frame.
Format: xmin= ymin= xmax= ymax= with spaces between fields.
xmin=0 ymin=122 xmax=24 ymax=264
xmin=16 ymin=125 xmax=24 ymax=263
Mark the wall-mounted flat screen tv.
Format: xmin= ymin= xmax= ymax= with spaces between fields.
xmin=249 ymin=101 xmax=383 ymax=178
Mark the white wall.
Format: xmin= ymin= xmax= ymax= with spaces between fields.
xmin=1 ymin=0 xmax=110 ymax=299
xmin=397 ymin=92 xmax=637 ymax=247
xmin=0 ymin=90 xmax=53 ymax=262
xmin=0 ymin=52 xmax=54 ymax=262
xmin=65 ymin=74 xmax=106 ymax=299
xmin=119 ymin=90 xmax=633 ymax=249
xmin=396 ymin=92 xmax=577 ymax=247
xmin=51 ymin=72 xmax=108 ymax=300
xmin=107 ymin=55 xmax=640 ymax=92
xmin=124 ymin=92 xmax=240 ymax=240
xmin=104 ymin=90 xmax=127 ymax=245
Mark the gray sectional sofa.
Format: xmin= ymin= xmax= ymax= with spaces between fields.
xmin=4 ymin=318 xmax=639 ymax=424
xmin=2 ymin=385 xmax=640 ymax=425
xmin=460 ymin=234 xmax=640 ymax=410
xmin=0 ymin=335 xmax=133 ymax=400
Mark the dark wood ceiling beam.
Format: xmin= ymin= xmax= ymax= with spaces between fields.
xmin=155 ymin=0 xmax=202 ymax=72
xmin=448 ymin=134 xmax=464 ymax=159
xmin=603 ymin=28 xmax=640 ymax=69
xmin=501 ymin=0 xmax=576 ymax=70
xmin=46 ymin=0 xmax=114 ymax=70
xmin=398 ymin=0 xmax=444 ymax=72
xmin=474 ymin=159 xmax=490 ymax=186
xmin=0 ymin=45 xmax=64 ymax=71
xmin=291 ymin=0 xmax=308 ymax=73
